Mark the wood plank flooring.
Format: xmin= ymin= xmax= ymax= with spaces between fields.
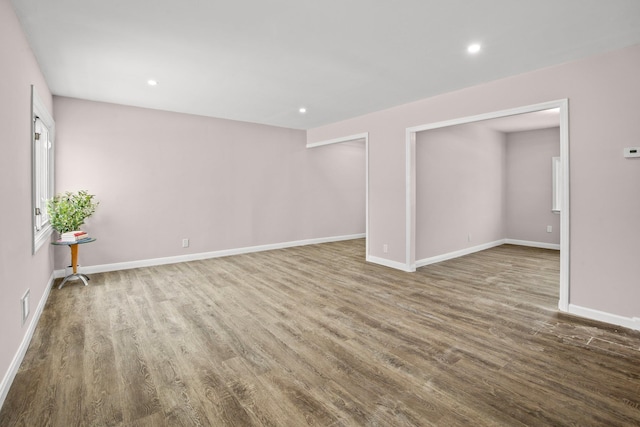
xmin=1 ymin=240 xmax=639 ymax=426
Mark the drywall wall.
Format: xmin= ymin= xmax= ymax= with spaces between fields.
xmin=52 ymin=97 xmax=365 ymax=268
xmin=415 ymin=122 xmax=506 ymax=260
xmin=506 ymin=127 xmax=560 ymax=244
xmin=0 ymin=0 xmax=54 ymax=406
xmin=308 ymin=44 xmax=640 ymax=321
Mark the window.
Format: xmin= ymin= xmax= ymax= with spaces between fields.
xmin=32 ymin=86 xmax=55 ymax=253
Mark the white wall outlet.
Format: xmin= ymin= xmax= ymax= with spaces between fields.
xmin=21 ymin=289 xmax=30 ymax=326
xmin=182 ymin=238 xmax=189 ymax=248
xmin=383 ymin=244 xmax=388 ymax=253
xmin=547 ymin=225 xmax=553 ymax=233
xmin=623 ymin=147 xmax=640 ymax=158
xmin=468 ymin=233 xmax=472 ymax=242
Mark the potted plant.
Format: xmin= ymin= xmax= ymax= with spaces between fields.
xmin=47 ymin=190 xmax=99 ymax=234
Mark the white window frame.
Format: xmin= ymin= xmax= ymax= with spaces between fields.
xmin=32 ymin=86 xmax=55 ymax=253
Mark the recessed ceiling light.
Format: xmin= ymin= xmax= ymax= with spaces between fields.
xmin=299 ymin=107 xmax=307 ymax=114
xmin=467 ymin=43 xmax=481 ymax=54
xmin=147 ymin=79 xmax=158 ymax=86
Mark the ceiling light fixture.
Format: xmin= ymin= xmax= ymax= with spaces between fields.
xmin=147 ymin=79 xmax=158 ymax=86
xmin=467 ymin=43 xmax=481 ymax=54
xmin=299 ymin=107 xmax=307 ymax=114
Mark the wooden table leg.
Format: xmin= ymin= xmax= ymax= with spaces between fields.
xmin=70 ymin=244 xmax=79 ymax=274
xmin=56 ymin=239 xmax=94 ymax=289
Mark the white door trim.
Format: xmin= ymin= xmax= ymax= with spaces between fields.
xmin=405 ymin=100 xmax=570 ymax=312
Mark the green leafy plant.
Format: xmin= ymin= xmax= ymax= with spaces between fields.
xmin=47 ymin=190 xmax=99 ymax=234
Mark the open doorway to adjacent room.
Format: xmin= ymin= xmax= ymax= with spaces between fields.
xmin=307 ymin=133 xmax=369 ymax=257
xmin=406 ymin=100 xmax=569 ymax=311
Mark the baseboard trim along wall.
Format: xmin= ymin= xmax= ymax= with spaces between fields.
xmin=568 ymin=304 xmax=640 ymax=332
xmin=416 ymin=239 xmax=560 ymax=269
xmin=416 ymin=240 xmax=505 ymax=268
xmin=504 ymin=239 xmax=561 ymax=250
xmin=366 ymin=255 xmax=414 ymax=272
xmin=54 ymin=233 xmax=366 ymax=278
xmin=0 ymin=272 xmax=55 ymax=410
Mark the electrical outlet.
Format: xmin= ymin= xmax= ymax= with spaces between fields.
xmin=182 ymin=238 xmax=189 ymax=248
xmin=21 ymin=289 xmax=30 ymax=326
xmin=624 ymin=147 xmax=640 ymax=158
xmin=383 ymin=244 xmax=388 ymax=253
xmin=468 ymin=233 xmax=472 ymax=242
xmin=547 ymin=225 xmax=553 ymax=233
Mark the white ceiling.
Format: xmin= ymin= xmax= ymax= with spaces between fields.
xmin=10 ymin=0 xmax=640 ymax=130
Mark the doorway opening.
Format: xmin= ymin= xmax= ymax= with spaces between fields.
xmin=405 ymin=100 xmax=569 ymax=312
xmin=307 ymin=133 xmax=369 ymax=258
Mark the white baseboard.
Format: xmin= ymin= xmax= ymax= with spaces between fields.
xmin=416 ymin=240 xmax=505 ymax=268
xmin=568 ymin=304 xmax=640 ymax=331
xmin=366 ymin=255 xmax=414 ymax=272
xmin=55 ymin=233 xmax=366 ymax=277
xmin=0 ymin=272 xmax=55 ymax=410
xmin=415 ymin=239 xmax=560 ymax=269
xmin=504 ymin=239 xmax=560 ymax=250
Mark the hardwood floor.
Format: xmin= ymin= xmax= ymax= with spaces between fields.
xmin=1 ymin=240 xmax=639 ymax=426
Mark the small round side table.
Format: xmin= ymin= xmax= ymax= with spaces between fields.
xmin=52 ymin=238 xmax=96 ymax=289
